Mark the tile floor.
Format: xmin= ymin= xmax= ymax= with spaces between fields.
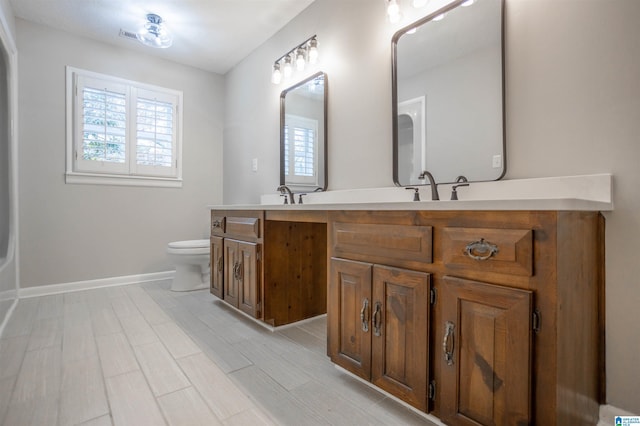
xmin=0 ymin=280 xmax=438 ymax=425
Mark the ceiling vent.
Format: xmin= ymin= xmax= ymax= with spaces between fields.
xmin=119 ymin=29 xmax=138 ymax=41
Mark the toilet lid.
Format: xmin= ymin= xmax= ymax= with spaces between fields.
xmin=168 ymin=239 xmax=209 ymax=249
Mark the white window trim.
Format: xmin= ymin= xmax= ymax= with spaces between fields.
xmin=65 ymin=66 xmax=183 ymax=188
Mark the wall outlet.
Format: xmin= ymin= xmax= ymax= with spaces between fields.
xmin=251 ymin=158 xmax=258 ymax=172
xmin=492 ymin=154 xmax=502 ymax=169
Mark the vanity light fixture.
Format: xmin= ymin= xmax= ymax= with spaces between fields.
xmin=271 ymin=35 xmax=319 ymax=85
xmin=136 ymin=13 xmax=172 ymax=49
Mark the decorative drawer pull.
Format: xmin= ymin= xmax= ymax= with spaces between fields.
xmin=465 ymin=238 xmax=499 ymax=260
xmin=212 ymin=220 xmax=222 ymax=229
xmin=360 ymin=298 xmax=369 ymax=332
xmin=373 ymin=302 xmax=382 ymax=337
xmin=443 ymin=321 xmax=455 ymax=366
xmin=217 ymin=257 xmax=223 ymax=273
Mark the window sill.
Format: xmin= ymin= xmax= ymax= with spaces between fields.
xmin=65 ymin=172 xmax=183 ymax=188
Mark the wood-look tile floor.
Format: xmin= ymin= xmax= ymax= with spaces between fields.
xmin=0 ymin=280 xmax=438 ymax=426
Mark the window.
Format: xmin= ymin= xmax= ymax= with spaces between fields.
xmin=284 ymin=114 xmax=318 ymax=186
xmin=66 ymin=67 xmax=183 ymax=187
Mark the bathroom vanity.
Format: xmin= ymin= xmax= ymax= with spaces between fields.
xmin=208 ymin=175 xmax=610 ymax=425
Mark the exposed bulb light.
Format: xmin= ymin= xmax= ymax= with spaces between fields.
xmin=271 ymin=63 xmax=282 ymax=85
xmin=296 ymin=48 xmax=306 ymax=71
xmin=270 ymin=35 xmax=319 ymax=84
xmin=283 ymin=55 xmax=293 ymax=78
xmin=387 ymin=0 xmax=402 ymax=23
xmin=136 ymin=13 xmax=172 ymax=49
xmin=461 ymin=0 xmax=475 ymax=6
xmin=411 ymin=0 xmax=429 ymax=8
xmin=308 ymin=38 xmax=319 ymax=64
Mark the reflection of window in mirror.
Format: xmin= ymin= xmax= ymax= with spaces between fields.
xmin=284 ymin=114 xmax=318 ymax=186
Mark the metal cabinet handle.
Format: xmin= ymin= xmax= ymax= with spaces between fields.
xmin=360 ymin=299 xmax=369 ymax=332
xmin=373 ymin=302 xmax=382 ymax=337
xmin=217 ymin=257 xmax=223 ymax=273
xmin=465 ymin=238 xmax=499 ymax=261
xmin=443 ymin=321 xmax=455 ymax=366
xmin=212 ymin=220 xmax=222 ymax=229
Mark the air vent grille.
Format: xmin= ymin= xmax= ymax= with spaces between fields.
xmin=119 ymin=29 xmax=138 ymax=40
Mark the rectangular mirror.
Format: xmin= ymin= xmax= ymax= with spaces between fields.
xmin=280 ymin=72 xmax=327 ymax=192
xmin=392 ymin=0 xmax=505 ymax=186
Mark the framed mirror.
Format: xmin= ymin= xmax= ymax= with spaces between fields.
xmin=280 ymin=72 xmax=327 ymax=192
xmin=392 ymin=0 xmax=505 ymax=186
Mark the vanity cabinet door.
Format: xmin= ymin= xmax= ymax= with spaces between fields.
xmin=210 ymin=236 xmax=224 ymax=299
xmin=328 ymin=258 xmax=430 ymax=411
xmin=223 ymin=239 xmax=261 ymax=318
xmin=440 ymin=276 xmax=533 ymax=426
xmin=223 ymin=240 xmax=240 ymax=308
xmin=237 ymin=240 xmax=261 ymax=318
xmin=371 ymin=265 xmax=430 ymax=411
xmin=328 ymin=258 xmax=373 ymax=381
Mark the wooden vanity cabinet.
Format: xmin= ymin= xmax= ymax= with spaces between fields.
xmin=328 ymin=210 xmax=604 ymax=426
xmin=210 ymin=210 xmax=263 ymax=319
xmin=328 ymin=220 xmax=433 ymax=411
xmin=210 ymin=209 xmax=328 ymax=326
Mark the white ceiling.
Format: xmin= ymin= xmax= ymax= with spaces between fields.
xmin=10 ymin=0 xmax=316 ymax=75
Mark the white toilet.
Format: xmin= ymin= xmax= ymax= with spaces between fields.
xmin=166 ymin=239 xmax=210 ymax=291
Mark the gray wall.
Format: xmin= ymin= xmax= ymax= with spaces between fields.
xmin=223 ymin=0 xmax=640 ymax=413
xmin=16 ymin=19 xmax=224 ymax=288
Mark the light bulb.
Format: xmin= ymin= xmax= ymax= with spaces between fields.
xmin=308 ymin=39 xmax=319 ymax=64
xmin=283 ymin=55 xmax=293 ymax=78
xmin=296 ymin=48 xmax=306 ymax=71
xmin=271 ymin=63 xmax=282 ymax=84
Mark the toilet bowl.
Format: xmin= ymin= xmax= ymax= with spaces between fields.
xmin=167 ymin=239 xmax=210 ymax=291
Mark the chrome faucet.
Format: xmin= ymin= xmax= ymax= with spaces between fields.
xmin=277 ymin=185 xmax=295 ymax=205
xmin=418 ymin=171 xmax=439 ymax=200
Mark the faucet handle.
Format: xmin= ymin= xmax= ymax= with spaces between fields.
xmin=298 ymin=194 xmax=307 ymax=204
xmin=451 ymin=183 xmax=469 ymax=200
xmin=280 ymin=194 xmax=289 ymax=205
xmin=405 ymin=187 xmax=420 ymax=202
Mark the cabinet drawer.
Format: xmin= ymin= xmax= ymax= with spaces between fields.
xmin=332 ymin=222 xmax=432 ymax=265
xmin=226 ymin=216 xmax=260 ymax=239
xmin=442 ymin=227 xmax=533 ymax=276
xmin=211 ymin=215 xmax=226 ymax=235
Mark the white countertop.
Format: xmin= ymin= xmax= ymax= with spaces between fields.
xmin=208 ymin=174 xmax=613 ymax=212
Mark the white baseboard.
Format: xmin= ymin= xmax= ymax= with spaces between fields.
xmin=17 ymin=270 xmax=175 ymax=298
xmin=599 ymin=404 xmax=638 ymax=426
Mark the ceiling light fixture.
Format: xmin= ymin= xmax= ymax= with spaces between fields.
xmin=137 ymin=13 xmax=172 ymax=49
xmin=271 ymin=35 xmax=319 ymax=85
xmin=387 ymin=0 xmax=402 ymax=23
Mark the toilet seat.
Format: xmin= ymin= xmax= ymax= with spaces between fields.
xmin=167 ymin=239 xmax=209 ymax=255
